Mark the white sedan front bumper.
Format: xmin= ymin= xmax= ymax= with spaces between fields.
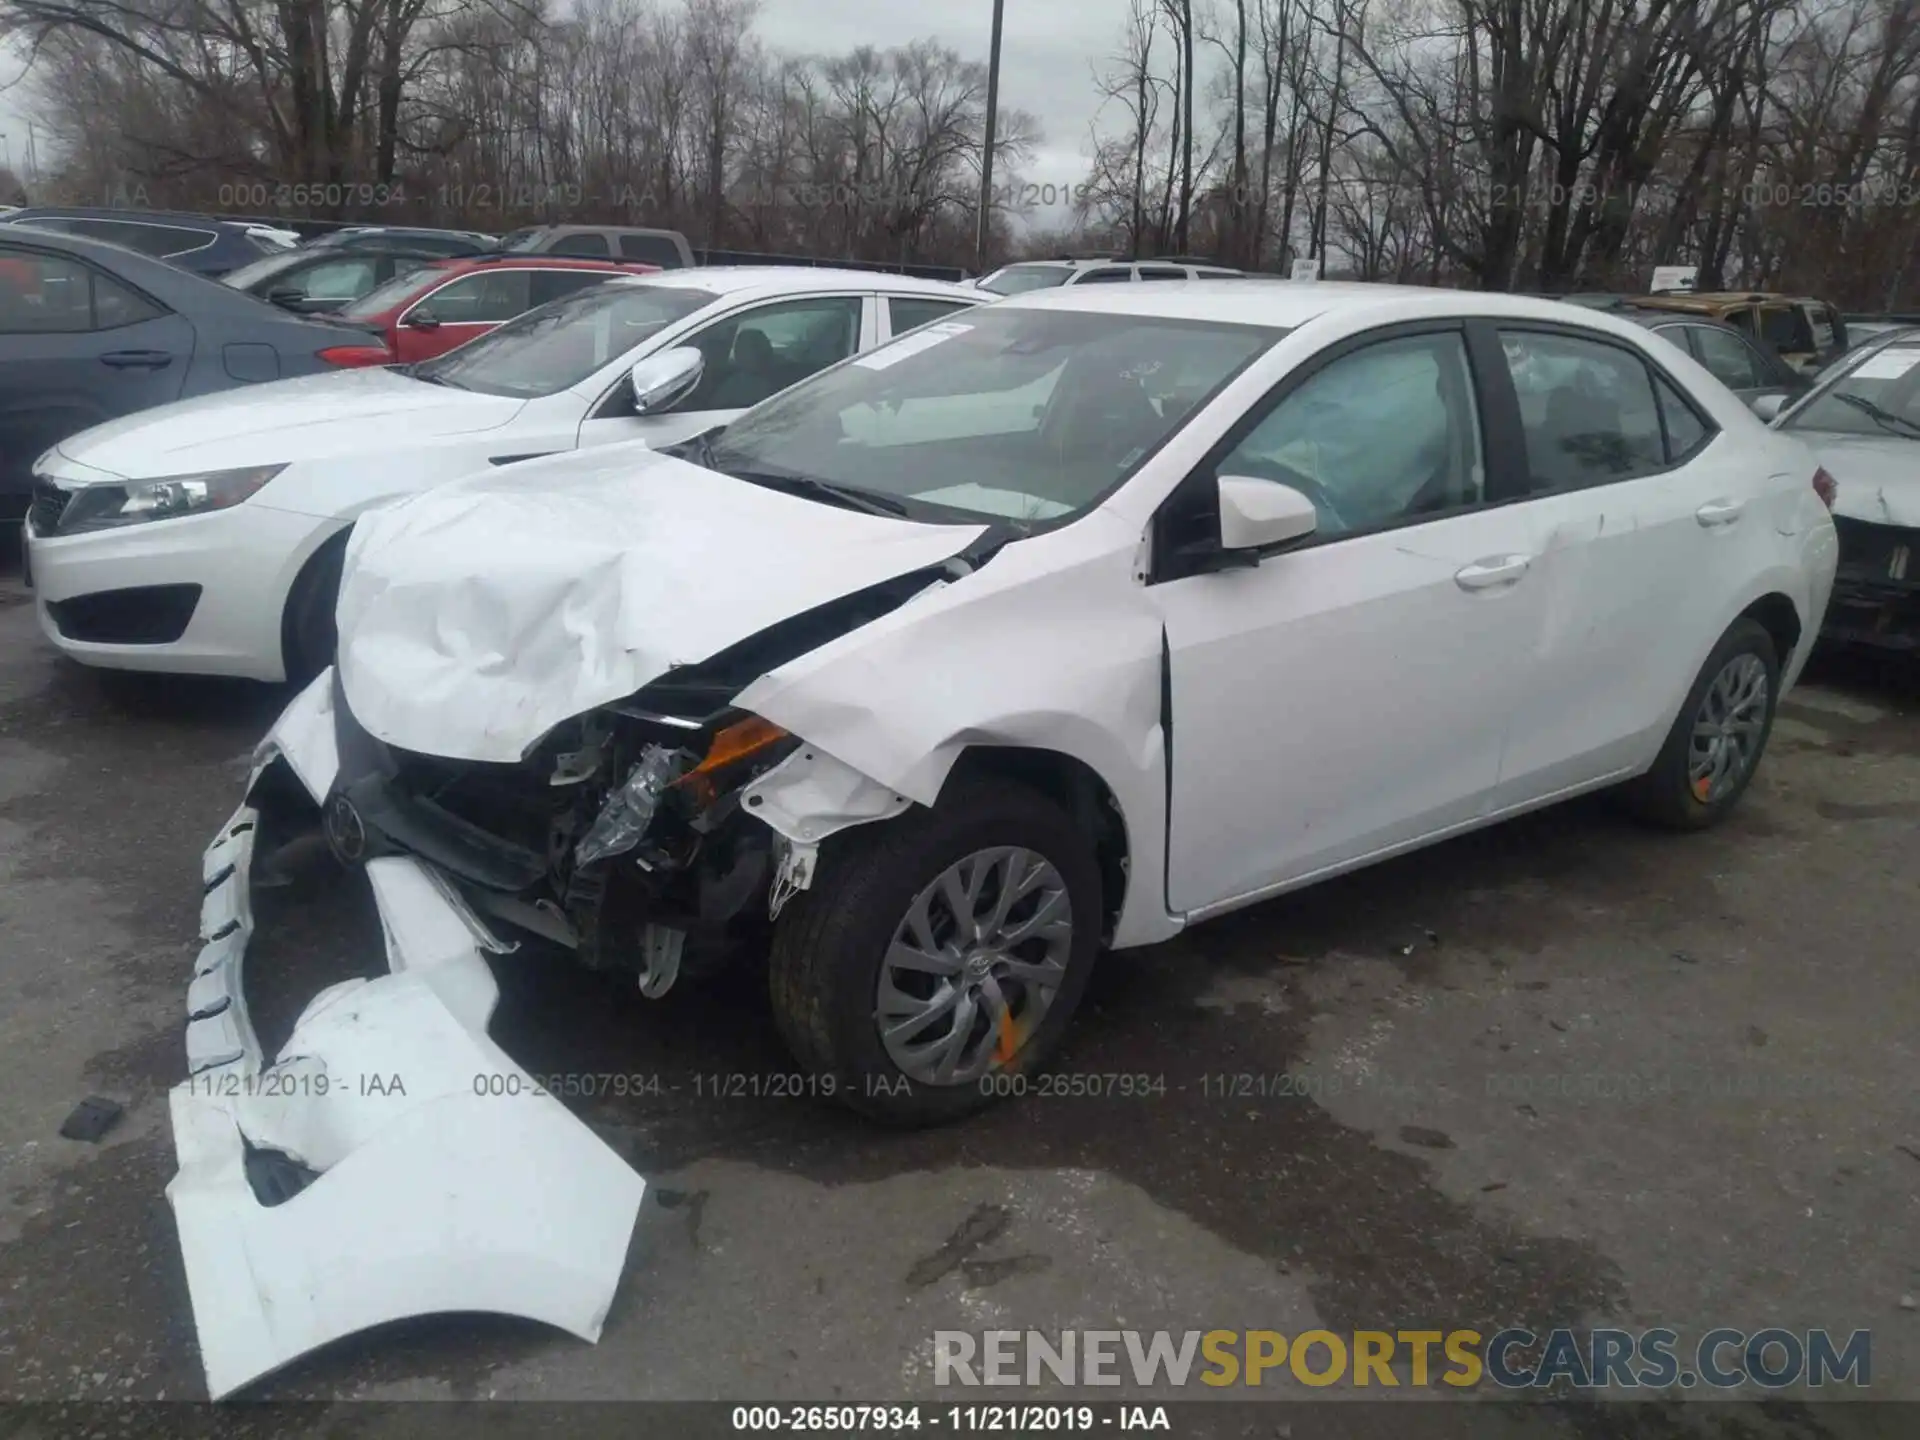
xmin=167 ymin=673 xmax=646 ymax=1398
xmin=26 ymin=499 xmax=331 ymax=681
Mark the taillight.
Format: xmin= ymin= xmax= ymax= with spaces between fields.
xmin=1811 ymin=466 xmax=1837 ymax=510
xmin=317 ymin=344 xmax=393 ymax=368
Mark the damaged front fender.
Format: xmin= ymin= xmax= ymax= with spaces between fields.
xmin=167 ymin=672 xmax=646 ymax=1399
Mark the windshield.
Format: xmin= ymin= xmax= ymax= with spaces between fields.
xmin=1781 ymin=337 xmax=1920 ymax=439
xmin=339 ymin=264 xmax=454 ymax=319
xmin=703 ymin=305 xmax=1282 ymax=527
xmin=412 ymin=282 xmax=719 ymax=397
xmin=979 ymin=265 xmax=1074 ymax=296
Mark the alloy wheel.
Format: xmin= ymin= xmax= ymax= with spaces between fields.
xmin=1688 ymin=652 xmax=1770 ymax=804
xmin=874 ymin=846 xmax=1074 ymax=1086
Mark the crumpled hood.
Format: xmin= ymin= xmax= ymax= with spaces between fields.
xmin=336 ymin=446 xmax=987 ymax=761
xmin=1811 ymin=434 xmax=1920 ymax=527
xmin=56 ymin=367 xmax=525 ymax=480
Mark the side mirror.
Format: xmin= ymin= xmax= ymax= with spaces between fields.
xmin=629 ymin=346 xmax=704 ymax=415
xmin=265 ymin=286 xmax=306 ymax=310
xmin=404 ymin=308 xmax=440 ymax=330
xmin=1749 ymin=393 xmax=1787 ymax=423
xmin=1218 ymin=475 xmax=1318 ymax=552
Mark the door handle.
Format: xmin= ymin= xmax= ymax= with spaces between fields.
xmin=99 ymin=350 xmax=174 ymax=370
xmin=1696 ymin=499 xmax=1744 ymax=528
xmin=1454 ymin=554 xmax=1532 ymax=591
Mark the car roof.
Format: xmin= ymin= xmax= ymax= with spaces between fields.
xmin=1635 ymin=292 xmax=1824 ymax=312
xmin=603 ymin=265 xmax=978 ymax=299
xmin=993 ymin=279 xmax=1706 ymax=333
xmin=7 ymin=205 xmax=251 ymax=230
xmin=422 ymin=254 xmax=655 ymax=274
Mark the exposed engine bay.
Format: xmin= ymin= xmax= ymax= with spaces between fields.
xmin=317 ymin=563 xmax=954 ymax=992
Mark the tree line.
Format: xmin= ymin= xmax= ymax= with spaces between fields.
xmin=2 ymin=0 xmax=1916 ymax=303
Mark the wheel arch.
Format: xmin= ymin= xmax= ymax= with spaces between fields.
xmin=278 ymin=522 xmax=354 ymax=680
xmin=1739 ymin=590 xmax=1802 ymax=671
xmin=938 ymin=745 xmax=1132 ymax=942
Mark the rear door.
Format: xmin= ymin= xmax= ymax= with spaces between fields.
xmin=575 ymin=292 xmax=873 ymax=450
xmin=0 ymin=241 xmax=193 ymax=506
xmin=1487 ymin=323 xmax=1764 ymax=803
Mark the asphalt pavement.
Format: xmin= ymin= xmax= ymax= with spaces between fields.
xmin=0 ymin=551 xmax=1914 ymax=1438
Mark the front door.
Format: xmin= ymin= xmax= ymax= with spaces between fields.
xmin=575 ymin=293 xmax=871 ymax=451
xmin=1153 ymin=326 xmax=1539 ymax=913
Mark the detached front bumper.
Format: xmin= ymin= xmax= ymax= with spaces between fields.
xmin=166 ymin=673 xmax=646 ymax=1399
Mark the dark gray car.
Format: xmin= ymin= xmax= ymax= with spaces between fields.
xmin=0 ymin=225 xmax=390 ymax=519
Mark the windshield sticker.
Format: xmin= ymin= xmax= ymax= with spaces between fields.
xmin=1850 ymin=348 xmax=1920 ymax=380
xmin=854 ymin=321 xmax=974 ymax=370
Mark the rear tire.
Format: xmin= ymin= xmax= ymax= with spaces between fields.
xmin=281 ymin=532 xmax=349 ymax=684
xmin=1621 ymin=617 xmax=1779 ymax=830
xmin=768 ymin=777 xmax=1102 ymax=1126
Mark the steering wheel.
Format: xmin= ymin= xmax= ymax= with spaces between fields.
xmin=1224 ymin=455 xmax=1347 ymax=534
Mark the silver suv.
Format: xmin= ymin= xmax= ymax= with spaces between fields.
xmin=975 ymin=256 xmax=1243 ymax=295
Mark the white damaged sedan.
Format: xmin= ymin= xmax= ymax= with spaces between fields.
xmin=172 ymin=282 xmax=1837 ymax=1395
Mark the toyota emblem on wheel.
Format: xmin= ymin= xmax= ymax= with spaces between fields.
xmin=324 ymin=793 xmax=368 ymax=864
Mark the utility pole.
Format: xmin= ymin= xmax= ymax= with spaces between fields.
xmin=974 ymin=0 xmax=1006 ymax=273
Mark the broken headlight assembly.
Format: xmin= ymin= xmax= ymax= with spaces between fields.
xmin=53 ymin=464 xmax=287 ymax=532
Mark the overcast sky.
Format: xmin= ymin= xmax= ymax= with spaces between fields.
xmin=0 ymin=0 xmax=1130 ymax=214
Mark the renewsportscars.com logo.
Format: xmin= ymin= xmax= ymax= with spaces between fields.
xmin=933 ymin=1328 xmax=1871 ymax=1390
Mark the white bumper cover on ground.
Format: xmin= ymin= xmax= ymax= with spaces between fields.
xmin=166 ymin=672 xmax=646 ymax=1400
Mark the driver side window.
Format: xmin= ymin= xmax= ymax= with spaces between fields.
xmin=674 ymin=295 xmax=864 ymax=413
xmin=1217 ymin=332 xmax=1485 ymax=539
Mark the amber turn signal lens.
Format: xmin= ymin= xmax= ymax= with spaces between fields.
xmin=678 ymin=715 xmax=791 ymax=783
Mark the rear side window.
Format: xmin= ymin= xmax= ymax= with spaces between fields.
xmin=1653 ymin=374 xmax=1713 ymax=462
xmin=548 ymin=231 xmax=612 ymax=257
xmin=618 ymin=233 xmax=684 ymax=266
xmin=1498 ymin=329 xmax=1665 ymax=489
xmin=1759 ymin=305 xmax=1812 ymax=353
xmin=529 ymin=270 xmax=614 ymax=306
xmin=1688 ymin=325 xmax=1765 ymax=389
xmin=0 ymin=248 xmax=164 ymax=332
xmin=417 ymin=269 xmax=533 ymax=322
xmin=1809 ymin=305 xmax=1842 ymax=354
xmin=889 ymin=296 xmax=973 ymax=334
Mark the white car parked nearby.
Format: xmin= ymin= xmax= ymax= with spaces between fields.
xmin=24 ymin=267 xmax=984 ymax=680
xmin=166 ymin=281 xmax=1837 ymax=1399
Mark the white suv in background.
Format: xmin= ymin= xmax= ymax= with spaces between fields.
xmin=976 ymin=256 xmax=1244 ymax=295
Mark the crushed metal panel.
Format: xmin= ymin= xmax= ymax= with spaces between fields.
xmin=334 ymin=449 xmax=986 ymax=763
xmin=165 ymin=672 xmax=646 ymax=1400
xmin=735 ymin=512 xmax=1178 ymax=947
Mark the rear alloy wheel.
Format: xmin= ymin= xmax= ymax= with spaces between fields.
xmin=1623 ymin=617 xmax=1780 ymax=830
xmin=768 ymin=779 xmax=1101 ymax=1125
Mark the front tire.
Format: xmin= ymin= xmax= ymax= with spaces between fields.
xmin=1622 ymin=616 xmax=1780 ymax=830
xmin=281 ymin=532 xmax=349 ymax=684
xmin=768 ymin=778 xmax=1102 ymax=1125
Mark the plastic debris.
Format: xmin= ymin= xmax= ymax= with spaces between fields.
xmin=575 ymin=746 xmax=691 ymax=868
xmin=59 ymin=1096 xmax=124 ymax=1143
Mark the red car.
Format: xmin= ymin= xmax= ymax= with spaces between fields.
xmin=336 ymin=254 xmax=661 ymax=363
